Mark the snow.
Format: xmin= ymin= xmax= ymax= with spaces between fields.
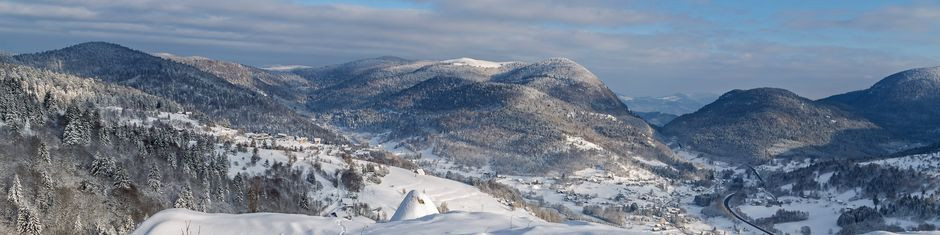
xmin=863 ymin=152 xmax=940 ymax=177
xmin=132 ymin=209 xmax=354 ymax=235
xmin=357 ymin=163 xmax=525 ymax=219
xmin=439 ymin=57 xmax=513 ymax=68
xmin=564 ymin=135 xmax=604 ymax=151
xmin=389 ymin=190 xmax=439 ymax=221
xmin=134 ymin=209 xmax=643 ymax=235
xmin=262 ymin=65 xmax=313 ymax=71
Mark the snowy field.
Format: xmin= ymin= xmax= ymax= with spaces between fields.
xmin=133 ymin=209 xmax=643 ymax=235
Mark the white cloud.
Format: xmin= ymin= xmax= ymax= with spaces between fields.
xmin=0 ymin=0 xmax=935 ymax=98
xmin=0 ymin=1 xmax=97 ymax=19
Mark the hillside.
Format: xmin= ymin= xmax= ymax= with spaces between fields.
xmin=12 ymin=42 xmax=343 ymax=142
xmin=156 ymin=53 xmax=314 ymax=102
xmin=294 ymin=57 xmax=680 ymax=176
xmin=663 ymin=88 xmax=890 ymax=162
xmin=823 ymin=66 xmax=940 ymax=141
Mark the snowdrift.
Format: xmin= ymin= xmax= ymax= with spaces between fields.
xmin=389 ymin=190 xmax=439 ymax=221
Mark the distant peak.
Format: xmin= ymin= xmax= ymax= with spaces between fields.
xmin=439 ymin=57 xmax=514 ymax=68
xmin=74 ymin=41 xmax=120 ymax=47
xmin=368 ymin=56 xmax=411 ymax=62
xmin=541 ymin=57 xmax=578 ymax=64
xmin=68 ymin=41 xmax=129 ymax=50
xmin=262 ymin=65 xmax=312 ymax=71
xmin=718 ymin=88 xmax=805 ymax=103
xmin=875 ymin=66 xmax=940 ymax=88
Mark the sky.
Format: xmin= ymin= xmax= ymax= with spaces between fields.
xmin=1 ymin=0 xmax=938 ymax=98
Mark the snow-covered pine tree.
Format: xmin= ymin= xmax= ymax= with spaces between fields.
xmin=90 ymin=153 xmax=116 ymax=177
xmin=117 ymin=215 xmax=135 ymax=235
xmin=200 ymin=190 xmax=211 ymax=212
xmin=63 ymin=105 xmax=89 ymax=146
xmin=36 ymin=142 xmax=50 ymax=165
xmin=147 ymin=164 xmax=162 ymax=192
xmin=113 ymin=167 xmax=132 ymax=190
xmin=40 ymin=90 xmax=56 ymax=113
xmin=16 ymin=207 xmax=41 ymax=235
xmin=7 ymin=174 xmax=23 ymax=207
xmin=37 ymin=171 xmax=55 ymax=212
xmin=299 ymin=195 xmax=310 ymax=210
xmin=174 ymin=186 xmax=195 ymax=210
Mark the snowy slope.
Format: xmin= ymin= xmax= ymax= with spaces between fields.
xmin=133 ymin=209 xmax=643 ymax=235
xmin=357 ymin=166 xmax=528 ymax=219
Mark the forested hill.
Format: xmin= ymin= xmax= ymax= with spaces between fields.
xmin=11 ymin=42 xmax=344 ymax=143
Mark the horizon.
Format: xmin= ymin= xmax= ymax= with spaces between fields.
xmin=2 ymin=0 xmax=939 ymax=98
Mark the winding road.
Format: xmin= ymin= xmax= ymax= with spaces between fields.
xmin=723 ymin=193 xmax=774 ymax=235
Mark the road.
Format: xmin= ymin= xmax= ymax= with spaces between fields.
xmin=723 ymin=193 xmax=775 ymax=235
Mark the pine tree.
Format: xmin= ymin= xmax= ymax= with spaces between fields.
xmin=37 ymin=171 xmax=55 ymax=212
xmin=299 ymin=195 xmax=310 ymax=210
xmin=250 ymin=147 xmax=261 ymax=165
xmin=36 ymin=142 xmax=50 ymax=165
xmin=175 ymin=186 xmax=195 ymax=210
xmin=41 ymin=91 xmax=55 ymax=112
xmin=147 ymin=164 xmax=162 ymax=192
xmin=90 ymin=153 xmax=115 ymax=177
xmin=17 ymin=207 xmax=42 ymax=235
xmin=117 ymin=215 xmax=135 ymax=235
xmin=113 ymin=167 xmax=132 ymax=190
xmin=63 ymin=106 xmax=89 ymax=146
xmin=7 ymin=174 xmax=23 ymax=207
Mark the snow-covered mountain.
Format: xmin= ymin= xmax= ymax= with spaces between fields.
xmin=822 ymin=66 xmax=940 ymax=142
xmin=12 ymin=42 xmax=344 ymax=142
xmin=438 ymin=57 xmax=516 ymax=68
xmin=663 ymin=88 xmax=892 ymax=162
xmin=291 ymin=56 xmax=679 ymax=176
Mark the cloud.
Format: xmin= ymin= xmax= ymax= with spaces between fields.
xmin=0 ymin=0 xmax=935 ymax=98
xmin=784 ymin=3 xmax=940 ymax=33
xmin=430 ymin=0 xmax=666 ymax=26
xmin=0 ymin=1 xmax=97 ymax=19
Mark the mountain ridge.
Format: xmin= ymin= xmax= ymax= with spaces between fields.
xmin=12 ymin=42 xmax=345 ymax=142
xmin=663 ymin=87 xmax=891 ymax=162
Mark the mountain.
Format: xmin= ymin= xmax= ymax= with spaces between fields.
xmin=618 ymin=93 xmax=718 ymax=116
xmin=155 ymin=53 xmax=314 ymax=102
xmin=822 ymin=66 xmax=940 ymax=141
xmin=12 ymin=42 xmax=343 ymax=142
xmin=294 ymin=57 xmax=680 ymax=176
xmin=662 ymin=88 xmax=891 ymax=162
